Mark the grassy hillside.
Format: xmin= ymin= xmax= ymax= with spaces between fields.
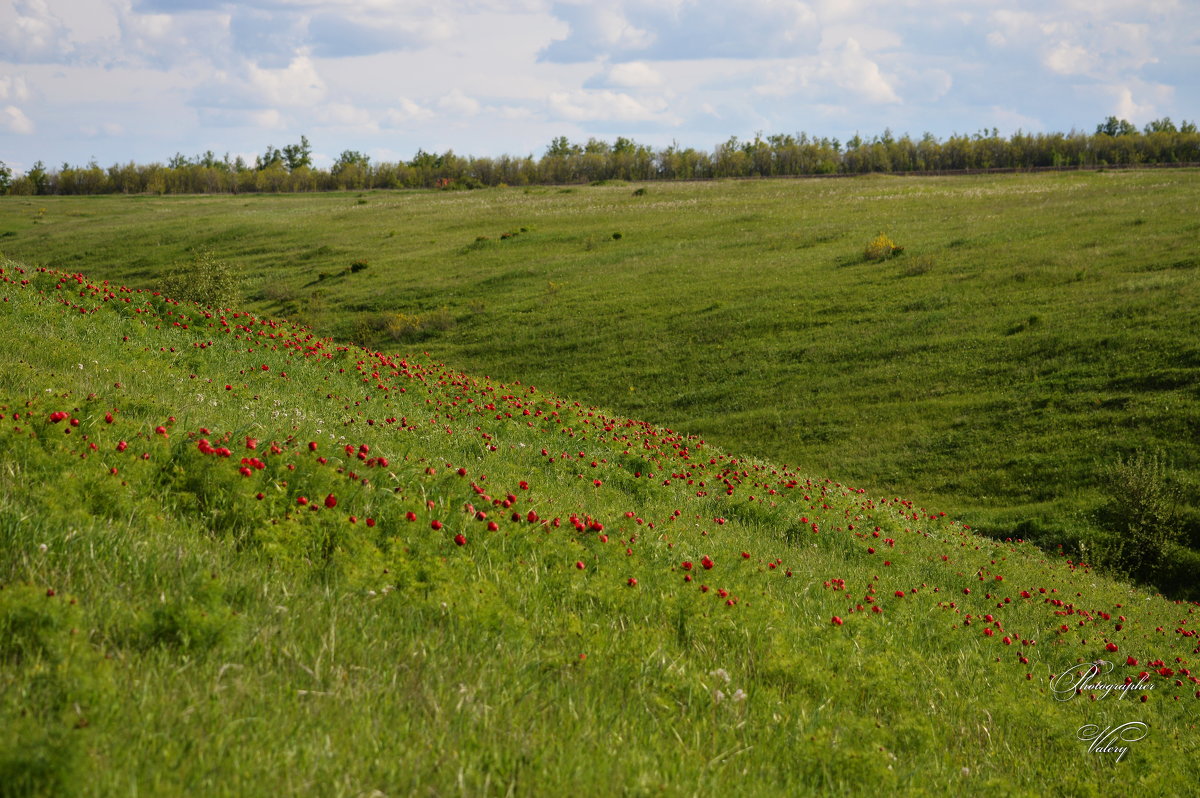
xmin=1 ymin=171 xmax=1198 ymax=584
xmin=2 ymin=261 xmax=1199 ymax=796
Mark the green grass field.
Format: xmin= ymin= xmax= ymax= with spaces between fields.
xmin=3 ymin=171 xmax=1198 ymax=583
xmin=2 ymin=260 xmax=1198 ymax=796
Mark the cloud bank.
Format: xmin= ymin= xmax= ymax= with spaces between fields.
xmin=0 ymin=0 xmax=1196 ymax=172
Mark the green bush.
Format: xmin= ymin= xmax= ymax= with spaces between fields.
xmin=1094 ymin=450 xmax=1183 ymax=581
xmin=160 ymin=250 xmax=240 ymax=308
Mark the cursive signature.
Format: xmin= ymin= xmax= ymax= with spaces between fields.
xmin=1076 ymin=721 xmax=1149 ymax=763
xmin=1050 ymin=660 xmax=1154 ymax=702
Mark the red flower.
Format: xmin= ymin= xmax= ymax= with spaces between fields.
xmin=324 ymin=494 xmax=337 ymax=509
xmin=701 ymin=556 xmax=714 ymax=569
xmin=575 ymin=561 xmax=585 ymax=570
xmin=431 ymin=520 xmax=443 ymax=531
xmin=831 ymin=616 xmax=844 ymax=626
xmin=365 ymin=518 xmax=376 ymax=528
xmin=1126 ymin=656 xmax=1138 ymax=666
xmin=454 ymin=533 xmax=466 ymax=546
xmin=297 ymin=496 xmax=308 ymax=505
xmin=681 ymin=561 xmax=694 ymax=571
xmin=406 ymin=511 xmax=417 ymax=522
xmin=1106 ymin=642 xmax=1119 ymax=652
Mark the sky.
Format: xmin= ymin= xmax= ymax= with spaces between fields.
xmin=1 ymin=0 xmax=1198 ymax=173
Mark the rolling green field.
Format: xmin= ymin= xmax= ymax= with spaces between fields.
xmin=1 ymin=171 xmax=1198 ymax=586
xmin=2 ymin=261 xmax=1198 ymax=796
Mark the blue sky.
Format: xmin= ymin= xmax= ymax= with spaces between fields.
xmin=1 ymin=0 xmax=1197 ymax=173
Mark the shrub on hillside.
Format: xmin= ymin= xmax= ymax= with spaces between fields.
xmin=161 ymin=250 xmax=240 ymax=309
xmin=382 ymin=307 xmax=456 ymax=342
xmin=864 ymin=232 xmax=903 ymax=261
xmin=1093 ymin=450 xmax=1183 ymax=581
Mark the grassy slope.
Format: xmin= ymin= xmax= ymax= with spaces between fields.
xmin=1 ymin=263 xmax=1198 ymax=796
xmin=2 ymin=172 xmax=1198 ymax=557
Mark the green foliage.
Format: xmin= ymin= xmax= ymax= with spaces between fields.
xmin=1094 ymin=450 xmax=1183 ymax=581
xmin=160 ymin=249 xmax=240 ymax=308
xmin=1097 ymin=116 xmax=1139 ymax=137
xmin=11 ymin=126 xmax=1200 ymax=196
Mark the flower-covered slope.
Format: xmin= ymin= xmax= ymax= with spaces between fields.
xmin=2 ymin=263 xmax=1198 ymax=795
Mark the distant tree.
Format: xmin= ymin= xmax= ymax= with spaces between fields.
xmin=334 ymin=150 xmax=370 ymax=170
xmin=282 ymin=135 xmax=313 ymax=172
xmin=1180 ymin=120 xmax=1198 ymax=134
xmin=26 ymin=161 xmax=48 ymax=195
xmin=613 ymin=136 xmax=637 ymax=155
xmin=1096 ymin=116 xmax=1137 ymax=137
xmin=168 ymin=152 xmax=190 ymax=169
xmin=408 ymin=149 xmax=442 ymax=169
xmin=1143 ymin=117 xmax=1178 ymax=134
xmin=0 ymin=160 xmax=10 ymax=193
xmin=545 ymin=136 xmax=580 ymax=158
xmin=198 ymin=150 xmax=223 ymax=169
xmin=332 ymin=150 xmax=370 ymax=189
xmin=256 ymin=145 xmax=283 ymax=171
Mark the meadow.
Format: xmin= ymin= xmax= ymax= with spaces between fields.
xmin=1 ymin=170 xmax=1198 ymax=591
xmin=1 ymin=260 xmax=1198 ymax=796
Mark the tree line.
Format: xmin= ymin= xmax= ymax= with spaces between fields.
xmin=2 ymin=118 xmax=1198 ymax=195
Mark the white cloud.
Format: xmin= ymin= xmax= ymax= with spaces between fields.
xmin=830 ymin=37 xmax=899 ymax=103
xmin=250 ymin=108 xmax=285 ymax=129
xmin=547 ymin=89 xmax=673 ymax=123
xmin=437 ymin=89 xmax=481 ymax=117
xmin=1044 ymin=42 xmax=1096 ymax=75
xmin=1 ymin=0 xmax=1198 ymax=170
xmin=753 ymin=37 xmax=900 ymax=105
xmin=246 ymin=55 xmax=326 ymax=107
xmin=0 ymin=76 xmax=32 ymax=102
xmin=383 ymin=98 xmax=435 ymax=126
xmin=0 ymin=0 xmax=75 ymax=62
xmin=2 ymin=105 xmax=35 ymax=134
xmin=1109 ymin=81 xmax=1173 ymax=124
xmin=314 ymin=103 xmax=380 ymax=130
xmin=605 ymin=62 xmax=664 ymax=88
xmin=540 ymin=0 xmax=819 ymax=62
xmin=79 ymin=121 xmax=124 ymax=137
